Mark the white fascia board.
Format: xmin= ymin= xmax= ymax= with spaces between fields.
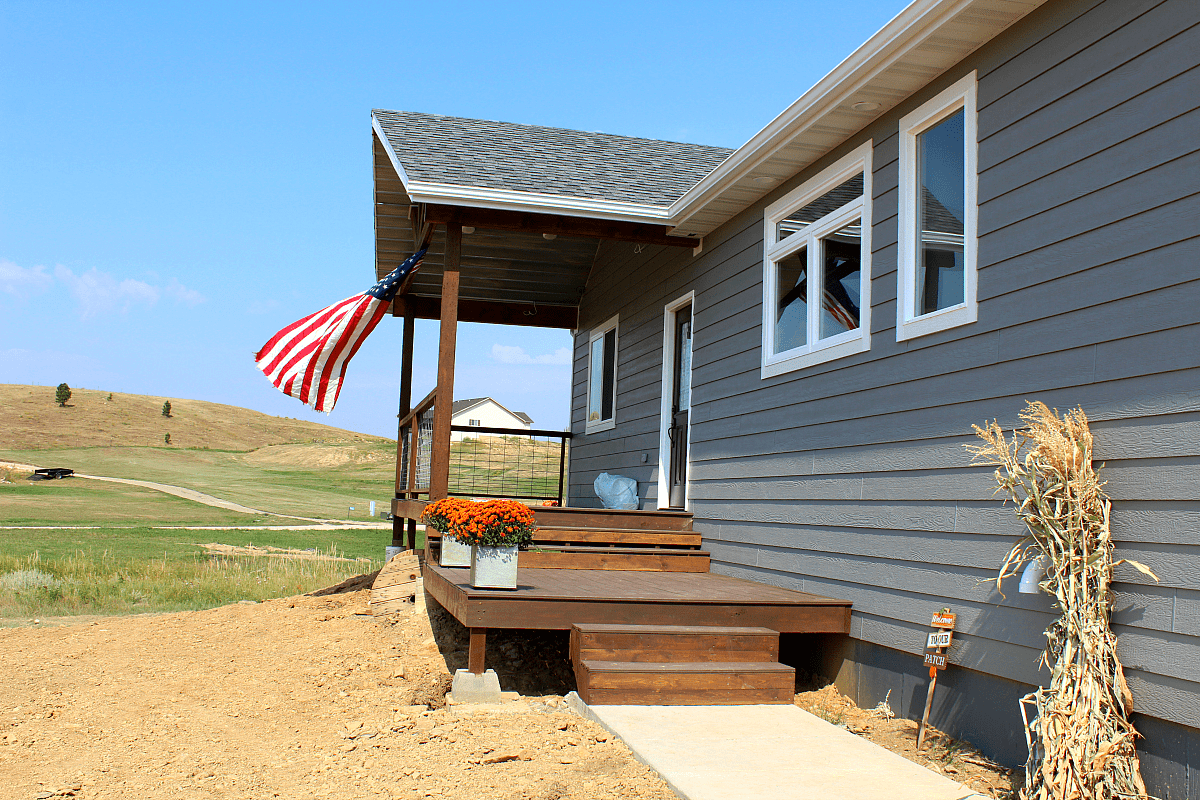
xmin=665 ymin=0 xmax=1011 ymax=230
xmin=404 ymin=181 xmax=672 ymax=225
xmin=371 ymin=114 xmax=412 ymax=187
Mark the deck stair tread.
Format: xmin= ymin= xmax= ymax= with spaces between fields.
xmin=574 ymin=624 xmax=776 ymax=635
xmin=571 ymin=622 xmax=795 ymax=705
xmin=533 ymin=506 xmax=693 ymax=531
xmin=580 ymin=660 xmax=792 ymax=673
xmin=529 ymin=545 xmax=707 ymax=555
xmin=533 ymin=527 xmax=701 ymax=547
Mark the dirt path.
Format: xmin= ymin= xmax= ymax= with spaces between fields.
xmin=75 ymin=474 xmax=330 ymax=522
xmin=0 ymin=589 xmax=676 ymax=800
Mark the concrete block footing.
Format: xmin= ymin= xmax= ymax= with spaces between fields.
xmin=448 ymin=669 xmax=509 ymax=703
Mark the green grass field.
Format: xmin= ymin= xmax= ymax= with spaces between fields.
xmin=0 ymin=442 xmax=397 ymax=522
xmin=0 ymin=526 xmax=382 ymax=621
xmin=1 ymin=476 xmax=277 ymax=527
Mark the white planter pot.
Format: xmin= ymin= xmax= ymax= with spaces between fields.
xmin=439 ymin=535 xmax=472 ymax=568
xmin=470 ymin=545 xmax=519 ymax=590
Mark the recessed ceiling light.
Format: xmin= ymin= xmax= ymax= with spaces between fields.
xmin=752 ymin=175 xmax=778 ymax=186
xmin=851 ymin=101 xmax=881 ymax=111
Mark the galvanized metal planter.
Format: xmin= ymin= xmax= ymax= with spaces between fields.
xmin=470 ymin=545 xmax=518 ymax=589
xmin=439 ymin=535 xmax=472 ymax=568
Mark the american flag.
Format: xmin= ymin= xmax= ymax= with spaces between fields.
xmin=254 ymin=249 xmax=426 ymax=413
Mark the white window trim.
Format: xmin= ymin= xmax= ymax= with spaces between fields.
xmin=585 ymin=314 xmax=619 ymax=434
xmin=896 ymin=71 xmax=978 ymax=342
xmin=657 ymin=291 xmax=695 ymax=510
xmin=761 ymin=141 xmax=873 ymax=379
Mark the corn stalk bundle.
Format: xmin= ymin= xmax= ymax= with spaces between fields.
xmin=967 ymin=402 xmax=1156 ymax=800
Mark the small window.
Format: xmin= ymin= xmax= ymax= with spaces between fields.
xmin=897 ymin=72 xmax=978 ymax=341
xmin=762 ymin=142 xmax=873 ymax=378
xmin=468 ymin=419 xmax=480 ymax=427
xmin=586 ymin=315 xmax=618 ymax=432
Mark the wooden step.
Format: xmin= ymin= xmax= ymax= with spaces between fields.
xmin=570 ymin=623 xmax=779 ymax=663
xmin=533 ymin=506 xmax=693 ymax=531
xmin=574 ymin=660 xmax=795 ymax=705
xmin=520 ymin=548 xmax=709 ymax=572
xmin=532 ymin=527 xmax=702 ymax=548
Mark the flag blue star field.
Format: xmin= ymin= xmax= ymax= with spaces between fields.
xmin=255 ymin=249 xmax=426 ymax=413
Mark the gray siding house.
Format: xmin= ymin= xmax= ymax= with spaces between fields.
xmin=372 ymin=0 xmax=1200 ymax=794
xmin=566 ymin=0 xmax=1200 ymax=789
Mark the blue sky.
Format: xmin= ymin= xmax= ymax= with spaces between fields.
xmin=1 ymin=0 xmax=907 ymax=438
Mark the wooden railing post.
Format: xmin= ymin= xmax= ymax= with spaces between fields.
xmin=392 ymin=310 xmax=416 ymax=548
xmin=429 ymin=223 xmax=461 ymax=501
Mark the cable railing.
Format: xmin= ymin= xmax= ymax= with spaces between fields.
xmin=396 ymin=389 xmax=571 ymax=506
xmin=397 ymin=389 xmax=436 ymax=499
xmin=447 ymin=425 xmax=570 ymax=504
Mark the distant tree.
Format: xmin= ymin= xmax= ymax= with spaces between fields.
xmin=164 ymin=433 xmax=171 ymax=445
xmin=55 ymin=383 xmax=71 ymax=407
xmin=162 ymin=401 xmax=172 ymax=418
xmin=106 ymin=393 xmax=113 ymax=401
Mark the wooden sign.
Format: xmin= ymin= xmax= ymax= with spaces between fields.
xmin=918 ymin=607 xmax=956 ymax=750
xmin=926 ymin=630 xmax=954 ymax=649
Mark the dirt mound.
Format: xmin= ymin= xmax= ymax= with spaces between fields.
xmin=795 ymin=683 xmax=1017 ymax=798
xmin=0 ymin=587 xmax=676 ymax=799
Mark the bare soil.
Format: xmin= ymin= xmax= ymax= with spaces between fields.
xmin=794 ymin=684 xmax=1019 ymax=799
xmin=0 ymin=588 xmax=675 ymax=800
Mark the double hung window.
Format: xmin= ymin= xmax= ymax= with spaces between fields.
xmin=897 ymin=71 xmax=978 ymax=340
xmin=762 ymin=142 xmax=872 ymax=378
xmin=586 ymin=315 xmax=618 ymax=433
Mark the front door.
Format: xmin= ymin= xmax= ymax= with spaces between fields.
xmin=667 ymin=304 xmax=692 ymax=508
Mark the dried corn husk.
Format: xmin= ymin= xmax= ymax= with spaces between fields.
xmin=967 ymin=402 xmax=1156 ymax=800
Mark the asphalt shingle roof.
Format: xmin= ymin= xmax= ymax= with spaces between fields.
xmin=374 ymin=110 xmax=732 ymax=208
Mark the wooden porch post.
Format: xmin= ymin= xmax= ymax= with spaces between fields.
xmin=392 ymin=311 xmax=416 ymax=549
xmin=429 ymin=223 xmax=461 ymax=501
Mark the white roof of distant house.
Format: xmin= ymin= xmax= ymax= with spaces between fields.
xmin=450 ymin=397 xmax=533 ymax=425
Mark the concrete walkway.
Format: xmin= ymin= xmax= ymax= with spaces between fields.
xmin=568 ymin=696 xmax=987 ymax=800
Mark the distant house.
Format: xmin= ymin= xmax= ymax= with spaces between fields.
xmin=450 ymin=397 xmax=533 ymax=441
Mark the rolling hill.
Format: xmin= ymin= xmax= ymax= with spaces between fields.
xmin=0 ymin=384 xmax=388 ymax=451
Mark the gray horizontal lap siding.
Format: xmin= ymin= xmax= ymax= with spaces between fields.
xmin=568 ymin=0 xmax=1200 ymax=732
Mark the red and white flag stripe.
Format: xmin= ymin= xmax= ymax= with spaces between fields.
xmin=255 ymin=292 xmax=387 ymax=413
xmin=254 ymin=249 xmax=425 ymax=413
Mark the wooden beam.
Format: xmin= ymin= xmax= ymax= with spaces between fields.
xmin=428 ymin=225 xmax=461 ymax=500
xmin=392 ymin=295 xmax=577 ymax=329
xmin=469 ymin=628 xmax=487 ymax=675
xmin=392 ymin=311 xmax=416 ymax=548
xmin=422 ymin=203 xmax=698 ymax=248
xmin=408 ymin=203 xmax=435 ymax=252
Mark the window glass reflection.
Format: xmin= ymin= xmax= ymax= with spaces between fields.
xmin=819 ymin=222 xmax=862 ymax=339
xmin=774 ymin=246 xmax=808 ymax=354
xmin=917 ymin=110 xmax=966 ymax=314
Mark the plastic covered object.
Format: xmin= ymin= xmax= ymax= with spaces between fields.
xmin=594 ymin=472 xmax=639 ymax=510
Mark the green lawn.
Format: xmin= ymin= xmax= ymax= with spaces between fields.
xmin=0 ymin=442 xmax=397 ymax=521
xmin=0 ymin=526 xmax=388 ymax=620
xmin=0 ymin=476 xmax=277 ymax=527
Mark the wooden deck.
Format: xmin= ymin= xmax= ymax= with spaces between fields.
xmin=423 ymin=562 xmax=852 ymax=675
